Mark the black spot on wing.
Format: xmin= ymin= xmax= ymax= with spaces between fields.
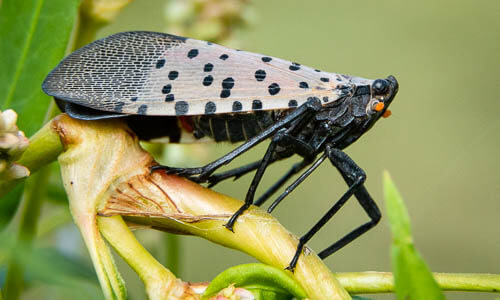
xmin=268 ymin=83 xmax=280 ymax=95
xmin=222 ymin=77 xmax=235 ymax=89
xmin=204 ymin=63 xmax=213 ymax=72
xmin=162 ymin=84 xmax=172 ymax=94
xmin=252 ymin=99 xmax=262 ymax=110
xmin=130 ymin=97 xmax=138 ymax=102
xmin=220 ymin=89 xmax=231 ymax=98
xmin=299 ymin=82 xmax=309 ymax=89
xmin=261 ymin=57 xmax=272 ymax=62
xmin=187 ymin=49 xmax=199 ymax=58
xmin=288 ymin=100 xmax=298 ymax=107
xmin=203 ymin=75 xmax=213 ymax=86
xmin=289 ymin=62 xmax=300 ymax=71
xmin=175 ymin=101 xmax=189 ymax=115
xmin=255 ymin=69 xmax=266 ymax=82
xmin=232 ymin=101 xmax=242 ymax=112
xmin=320 ymin=77 xmax=330 ymax=82
xmin=205 ymin=101 xmax=216 ymax=114
xmin=219 ymin=54 xmax=229 ymax=60
xmin=165 ymin=94 xmax=175 ymax=102
xmin=156 ymin=59 xmax=165 ymax=69
xmin=168 ymin=71 xmax=179 ymax=80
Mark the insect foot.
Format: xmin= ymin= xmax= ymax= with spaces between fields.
xmin=150 ymin=165 xmax=210 ymax=182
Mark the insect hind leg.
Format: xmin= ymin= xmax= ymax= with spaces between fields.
xmin=286 ymin=145 xmax=380 ymax=272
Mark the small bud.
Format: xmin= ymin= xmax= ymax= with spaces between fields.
xmin=0 ymin=109 xmax=30 ymax=179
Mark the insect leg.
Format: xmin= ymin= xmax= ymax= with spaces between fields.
xmin=286 ymin=145 xmax=380 ymax=272
xmin=225 ymin=127 xmax=318 ymax=231
xmin=206 ymin=159 xmax=272 ymax=188
xmin=317 ymin=146 xmax=381 ymax=260
xmin=266 ymin=154 xmax=327 ymax=213
xmin=151 ymin=97 xmax=322 ymax=181
xmin=224 ymin=128 xmax=285 ymax=231
xmin=253 ymin=159 xmax=311 ymax=207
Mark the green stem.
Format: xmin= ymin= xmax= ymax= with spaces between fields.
xmin=2 ymin=167 xmax=51 ymax=300
xmin=98 ymin=216 xmax=177 ymax=300
xmin=18 ymin=119 xmax=63 ymax=174
xmin=336 ymin=272 xmax=500 ymax=294
xmin=164 ymin=234 xmax=180 ymax=276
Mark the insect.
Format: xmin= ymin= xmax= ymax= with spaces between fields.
xmin=42 ymin=31 xmax=399 ymax=271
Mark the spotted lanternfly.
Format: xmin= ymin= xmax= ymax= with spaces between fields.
xmin=42 ymin=31 xmax=399 ymax=271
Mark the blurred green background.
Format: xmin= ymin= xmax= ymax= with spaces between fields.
xmin=4 ymin=0 xmax=500 ymax=299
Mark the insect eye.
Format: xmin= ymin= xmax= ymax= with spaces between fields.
xmin=372 ymin=79 xmax=389 ymax=95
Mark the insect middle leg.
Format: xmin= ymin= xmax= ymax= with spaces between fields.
xmin=224 ymin=128 xmax=316 ymax=231
xmin=286 ymin=145 xmax=381 ymax=272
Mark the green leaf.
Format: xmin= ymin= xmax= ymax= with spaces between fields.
xmin=0 ymin=0 xmax=79 ymax=231
xmin=383 ymin=171 xmax=445 ymax=300
xmin=203 ymin=263 xmax=308 ymax=299
xmin=0 ymin=184 xmax=24 ymax=229
xmin=0 ymin=0 xmax=79 ymax=137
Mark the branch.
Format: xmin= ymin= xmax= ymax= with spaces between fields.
xmin=336 ymin=272 xmax=500 ymax=294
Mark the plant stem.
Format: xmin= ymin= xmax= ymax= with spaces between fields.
xmin=336 ymin=272 xmax=500 ymax=294
xmin=0 ymin=116 xmax=63 ymax=199
xmin=17 ymin=119 xmax=63 ymax=174
xmin=98 ymin=216 xmax=177 ymax=300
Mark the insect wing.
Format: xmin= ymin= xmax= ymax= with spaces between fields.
xmin=43 ymin=31 xmax=347 ymax=116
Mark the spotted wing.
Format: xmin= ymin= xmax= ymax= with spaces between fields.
xmin=43 ymin=31 xmax=349 ymax=116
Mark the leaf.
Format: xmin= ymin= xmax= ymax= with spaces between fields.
xmin=0 ymin=0 xmax=79 ymax=229
xmin=0 ymin=0 xmax=79 ymax=137
xmin=203 ymin=263 xmax=308 ymax=299
xmin=383 ymin=171 xmax=445 ymax=300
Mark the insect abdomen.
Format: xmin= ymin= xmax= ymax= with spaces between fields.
xmin=192 ymin=111 xmax=275 ymax=143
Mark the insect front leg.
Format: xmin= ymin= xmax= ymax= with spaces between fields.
xmin=286 ymin=145 xmax=381 ymax=272
xmin=151 ymin=97 xmax=322 ymax=182
xmin=317 ymin=146 xmax=381 ymax=259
